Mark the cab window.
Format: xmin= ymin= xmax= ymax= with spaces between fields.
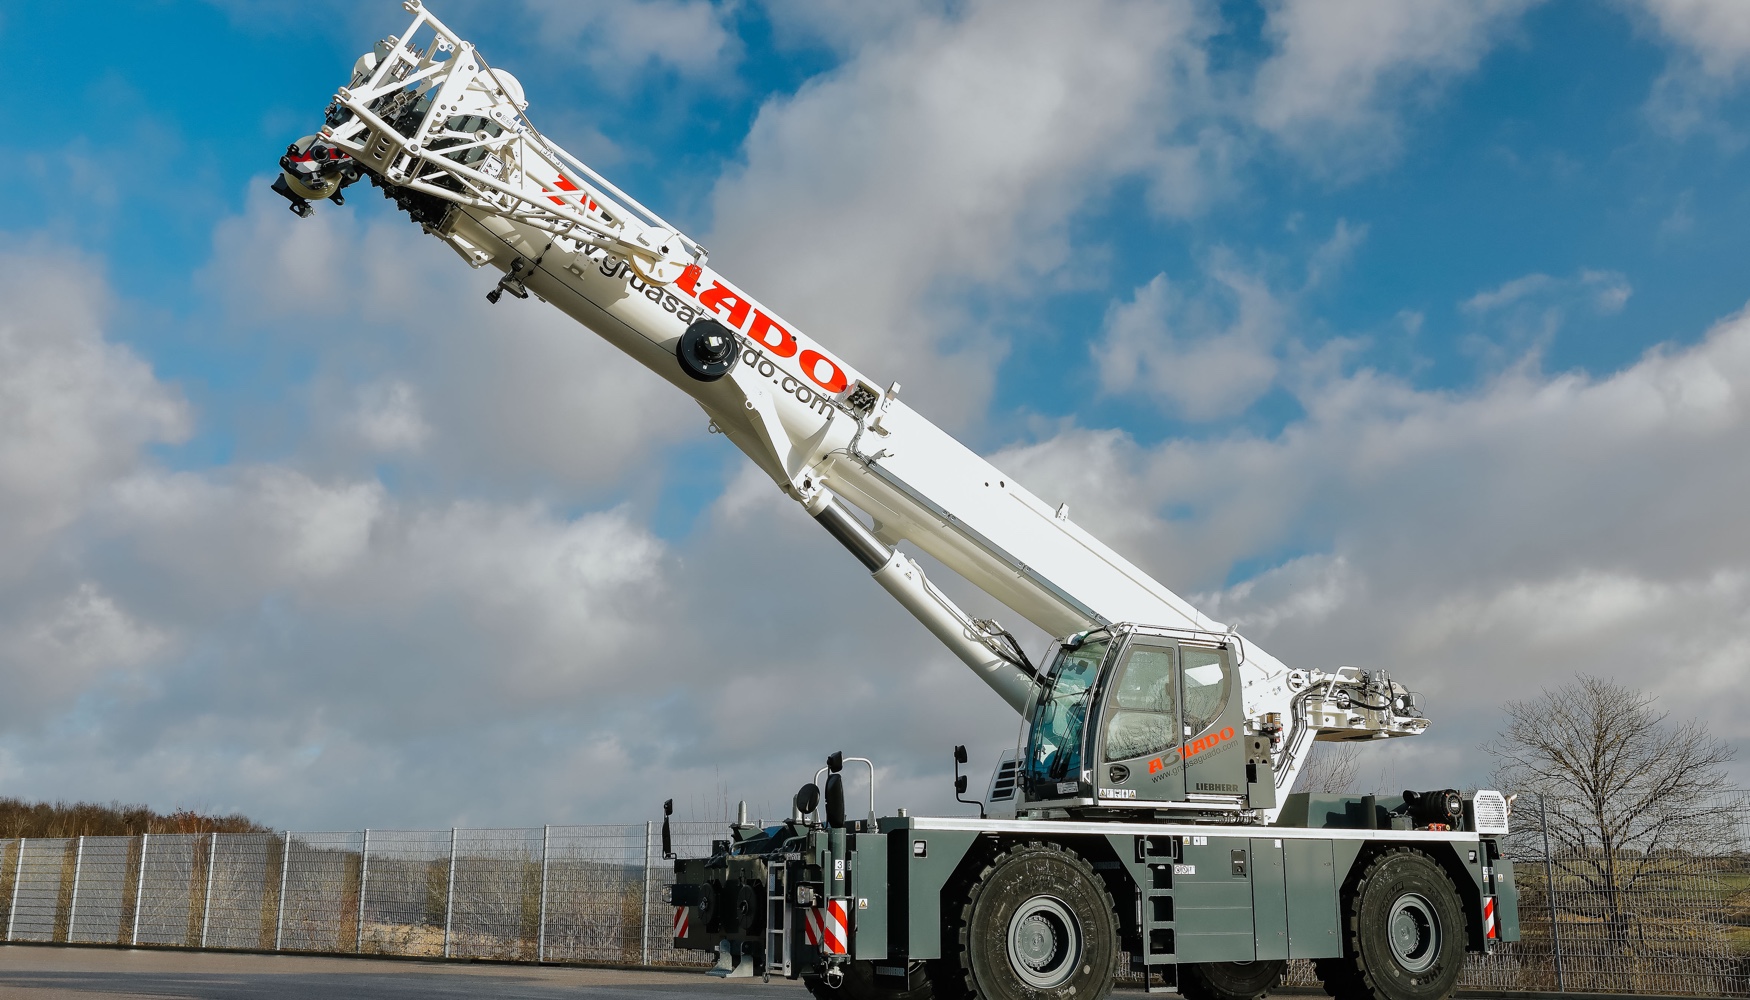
xmin=1181 ymin=646 xmax=1231 ymax=734
xmin=1025 ymin=640 xmax=1108 ymax=784
xmin=1102 ymin=645 xmax=1177 ymax=762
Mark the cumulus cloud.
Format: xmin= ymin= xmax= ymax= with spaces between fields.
xmin=1622 ymin=0 xmax=1750 ymax=134
xmin=202 ymin=187 xmax=696 ymax=497
xmin=0 ymin=241 xmax=189 ymax=571
xmin=1000 ymin=302 xmax=1750 ymax=786
xmin=1253 ymin=0 xmax=1538 ymax=169
xmin=705 ymin=0 xmax=1215 ymax=426
xmin=519 ymin=0 xmax=740 ymax=80
xmin=1093 ymin=221 xmax=1364 ymax=419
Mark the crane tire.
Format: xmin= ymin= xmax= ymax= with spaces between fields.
xmin=805 ymin=961 xmax=935 ymax=1000
xmin=1179 ymin=959 xmax=1289 ymax=1000
xmin=947 ymin=840 xmax=1117 ymax=1000
xmin=1340 ymin=848 xmax=1467 ymax=1000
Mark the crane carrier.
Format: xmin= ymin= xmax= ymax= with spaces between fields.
xmin=273 ymin=6 xmax=1521 ymax=1000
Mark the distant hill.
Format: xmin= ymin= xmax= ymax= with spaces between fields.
xmin=0 ymin=798 xmax=268 ymax=838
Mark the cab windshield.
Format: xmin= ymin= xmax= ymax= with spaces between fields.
xmin=1025 ymin=639 xmax=1109 ymax=788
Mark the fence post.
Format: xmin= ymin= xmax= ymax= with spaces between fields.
xmin=1540 ymin=794 xmax=1565 ymax=993
xmin=356 ymin=829 xmax=370 ymax=954
xmin=67 ymin=835 xmax=86 ymax=942
xmin=132 ymin=834 xmax=148 ymax=945
xmin=8 ymin=838 xmax=25 ymax=941
xmin=443 ymin=827 xmax=457 ymax=959
xmin=642 ymin=820 xmax=653 ymax=966
xmin=275 ymin=832 xmax=291 ymax=951
xmin=200 ymin=833 xmax=218 ymax=948
xmin=537 ymin=824 xmax=549 ymax=963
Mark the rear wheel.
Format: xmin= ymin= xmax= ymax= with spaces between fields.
xmin=947 ymin=841 xmax=1117 ymax=1000
xmin=1339 ymin=849 xmax=1467 ymax=1000
xmin=1179 ymin=960 xmax=1288 ymax=1000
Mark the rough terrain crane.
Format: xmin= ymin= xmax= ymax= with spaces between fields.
xmin=273 ymin=6 xmax=1520 ymax=1000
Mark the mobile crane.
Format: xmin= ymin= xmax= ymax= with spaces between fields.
xmin=274 ymin=6 xmax=1520 ymax=1000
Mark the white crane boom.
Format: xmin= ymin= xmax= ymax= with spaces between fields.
xmin=278 ymin=1 xmax=1428 ymax=815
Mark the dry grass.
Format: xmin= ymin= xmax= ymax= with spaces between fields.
xmin=0 ymin=798 xmax=267 ymax=838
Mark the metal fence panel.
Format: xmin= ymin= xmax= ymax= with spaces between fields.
xmin=7 ymin=838 xmax=69 ymax=941
xmin=449 ymin=829 xmax=543 ymax=961
xmin=68 ymin=836 xmax=133 ymax=945
xmin=134 ymin=834 xmax=199 ymax=947
xmin=203 ymin=833 xmax=277 ymax=950
xmin=279 ymin=832 xmax=362 ymax=953
xmin=359 ymin=830 xmax=448 ymax=957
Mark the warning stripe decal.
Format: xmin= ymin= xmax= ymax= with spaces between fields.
xmin=824 ymin=899 xmax=849 ymax=955
xmin=1484 ymin=896 xmax=1497 ymax=939
xmin=673 ymin=906 xmax=690 ymax=940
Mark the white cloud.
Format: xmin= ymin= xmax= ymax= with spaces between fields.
xmin=1632 ymin=0 xmax=1750 ymax=80
xmin=1001 ymin=301 xmax=1750 ymax=785
xmin=349 ymin=378 xmax=430 ymax=453
xmin=1093 ymin=221 xmax=1365 ymax=419
xmin=203 ymin=187 xmax=696 ymax=496
xmin=1095 ymin=269 xmax=1284 ymax=420
xmin=0 ymin=240 xmax=189 ymax=573
xmin=519 ymin=0 xmax=740 ymax=80
xmin=705 ymin=0 xmax=1214 ymax=425
xmin=1253 ymin=0 xmax=1538 ymax=169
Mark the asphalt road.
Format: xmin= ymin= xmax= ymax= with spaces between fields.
xmin=0 ymin=945 xmax=805 ymax=1000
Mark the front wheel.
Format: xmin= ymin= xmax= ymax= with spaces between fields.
xmin=1179 ymin=959 xmax=1288 ymax=1000
xmin=1342 ymin=848 xmax=1467 ymax=1000
xmin=951 ymin=841 xmax=1117 ymax=1000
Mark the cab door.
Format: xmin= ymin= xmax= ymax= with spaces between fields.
xmin=1179 ymin=644 xmax=1245 ymax=799
xmin=1094 ymin=641 xmax=1184 ymax=803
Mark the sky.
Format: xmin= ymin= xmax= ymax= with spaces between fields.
xmin=1 ymin=0 xmax=1748 ymax=831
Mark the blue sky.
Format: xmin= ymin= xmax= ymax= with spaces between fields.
xmin=1 ymin=0 xmax=1748 ymax=828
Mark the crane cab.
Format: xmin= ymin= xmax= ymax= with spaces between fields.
xmin=1016 ymin=625 xmax=1274 ymax=817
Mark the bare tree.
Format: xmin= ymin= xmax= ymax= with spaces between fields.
xmin=1294 ymin=742 xmax=1364 ymax=794
xmin=1486 ymin=675 xmax=1734 ymax=963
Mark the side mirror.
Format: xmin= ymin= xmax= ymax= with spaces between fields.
xmin=952 ymin=746 xmax=985 ymax=819
xmin=794 ymin=782 xmax=820 ymax=816
xmin=827 ymin=751 xmax=844 ymax=773
xmin=825 ymin=772 xmax=846 ymax=829
xmin=661 ymin=798 xmax=674 ymax=859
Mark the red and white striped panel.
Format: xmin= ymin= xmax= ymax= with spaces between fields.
xmin=1484 ymin=896 xmax=1496 ymax=939
xmin=803 ymin=906 xmax=824 ymax=946
xmin=673 ymin=906 xmax=690 ymax=941
xmin=823 ymin=899 xmax=849 ymax=956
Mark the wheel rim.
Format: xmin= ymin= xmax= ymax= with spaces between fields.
xmin=1386 ymin=892 xmax=1441 ymax=973
xmin=1006 ymin=895 xmax=1083 ymax=989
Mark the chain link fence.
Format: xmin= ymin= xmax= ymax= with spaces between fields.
xmin=0 ymin=822 xmax=721 ymax=968
xmin=5 ymin=802 xmax=1750 ymax=994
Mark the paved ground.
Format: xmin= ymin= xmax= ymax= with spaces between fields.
xmin=0 ymin=945 xmax=804 ymax=1000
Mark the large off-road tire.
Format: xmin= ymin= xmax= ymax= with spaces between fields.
xmin=1336 ymin=848 xmax=1467 ymax=1000
xmin=1179 ymin=960 xmax=1289 ymax=1000
xmin=805 ymin=960 xmax=935 ymax=1000
xmin=945 ymin=840 xmax=1117 ymax=1000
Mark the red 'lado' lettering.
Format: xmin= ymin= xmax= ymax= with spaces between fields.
xmin=748 ymin=310 xmax=799 ymax=358
xmin=699 ymin=282 xmax=751 ymax=329
xmin=674 ymin=264 xmax=704 ymax=297
xmin=798 ymin=349 xmax=848 ymax=393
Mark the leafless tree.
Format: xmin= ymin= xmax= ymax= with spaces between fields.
xmin=1486 ymin=675 xmax=1734 ymax=960
xmin=1294 ymin=742 xmax=1364 ymax=794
